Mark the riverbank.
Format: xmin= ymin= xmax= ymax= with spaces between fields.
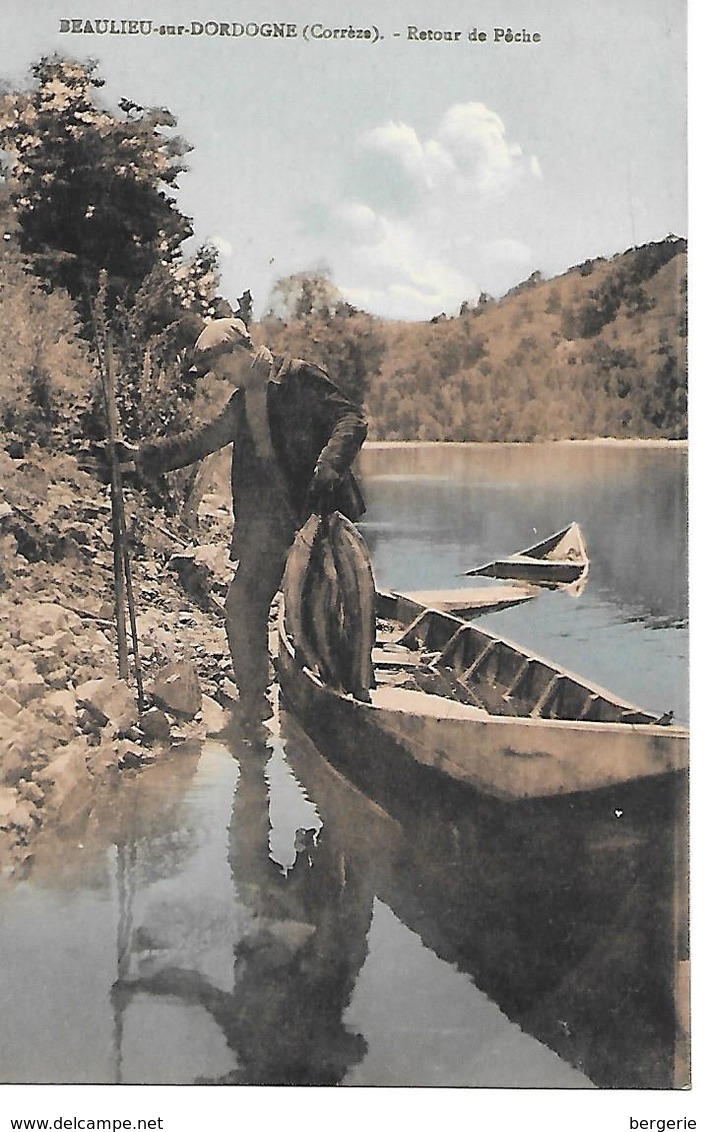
xmin=365 ymin=437 xmax=687 ymax=449
xmin=0 ymin=446 xmax=236 ymax=876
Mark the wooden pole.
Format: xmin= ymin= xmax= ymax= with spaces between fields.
xmin=105 ymin=336 xmax=146 ymax=713
xmin=90 ymin=295 xmax=144 ymax=711
xmin=102 ymin=335 xmax=130 ymax=681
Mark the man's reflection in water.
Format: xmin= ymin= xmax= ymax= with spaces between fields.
xmin=112 ymin=691 xmax=373 ymax=1086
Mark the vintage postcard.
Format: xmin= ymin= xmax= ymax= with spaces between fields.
xmin=0 ymin=0 xmax=692 ymax=1125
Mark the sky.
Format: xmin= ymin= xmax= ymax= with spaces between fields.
xmin=0 ymin=0 xmax=688 ymax=320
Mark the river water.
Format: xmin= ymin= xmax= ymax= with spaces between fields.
xmin=0 ymin=443 xmax=688 ymax=1088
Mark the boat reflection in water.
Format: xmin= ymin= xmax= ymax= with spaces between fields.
xmin=110 ymin=690 xmax=686 ymax=1089
xmin=278 ymin=707 xmax=687 ymax=1090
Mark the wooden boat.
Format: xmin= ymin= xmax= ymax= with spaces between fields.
xmin=274 ymin=586 xmax=687 ymax=803
xmin=391 ymin=581 xmax=539 ymax=618
xmin=465 ymin=522 xmax=589 ymax=587
xmin=281 ymin=711 xmax=687 ymax=1088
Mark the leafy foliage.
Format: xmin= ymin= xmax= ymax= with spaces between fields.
xmin=0 ymin=56 xmax=192 ymax=308
xmin=0 ymin=55 xmax=233 ymax=505
xmin=262 ymin=271 xmax=384 ymax=406
xmin=0 ymin=187 xmax=94 ymax=446
xmin=266 ymin=267 xmax=343 ymax=321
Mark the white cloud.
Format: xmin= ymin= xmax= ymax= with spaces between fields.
xmin=336 ymin=202 xmax=384 ymax=244
xmin=301 ymin=101 xmax=543 ymax=318
xmin=438 ymin=102 xmax=526 ymax=192
xmin=362 ymin=101 xmax=540 ymax=202
xmin=363 ymin=121 xmax=455 ymax=192
xmin=334 ymin=212 xmax=475 ymax=320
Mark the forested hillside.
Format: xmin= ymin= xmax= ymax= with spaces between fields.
xmin=266 ymin=239 xmax=686 ymax=442
xmin=365 ymin=238 xmax=686 ymax=441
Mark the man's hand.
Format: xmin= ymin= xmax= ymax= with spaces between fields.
xmin=79 ymin=439 xmax=140 ymax=483
xmin=306 ymin=460 xmax=341 ymax=514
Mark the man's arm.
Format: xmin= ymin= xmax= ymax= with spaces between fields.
xmin=139 ymin=390 xmax=243 ymax=476
xmin=300 ymin=366 xmax=368 ymax=476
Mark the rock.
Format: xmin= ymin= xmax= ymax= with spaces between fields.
xmin=219 ymin=678 xmax=240 ymax=704
xmin=42 ymin=689 xmax=77 ymax=722
xmin=35 ymin=630 xmax=73 ymax=657
xmin=201 ymin=694 xmax=228 ymax=737
xmin=139 ymin=707 xmax=171 ymax=743
xmin=34 ymin=652 xmax=57 ymax=677
xmin=118 ymin=751 xmax=142 ymax=770
xmin=0 ymin=735 xmax=33 ymax=784
xmin=77 ymin=707 xmax=106 ymax=734
xmin=71 ymin=665 xmax=101 ymax=686
xmin=88 ymin=629 xmax=112 ymax=651
xmin=115 ymin=741 xmax=153 ymax=770
xmin=16 ymin=601 xmax=82 ymax=642
xmin=11 ymin=663 xmax=46 ymax=705
xmin=0 ymin=786 xmax=18 ymax=819
xmin=167 ymin=548 xmax=227 ymax=615
xmin=0 ymin=716 xmax=16 ymax=751
xmin=119 ymin=725 xmax=143 ymax=742
xmin=17 ymin=779 xmax=44 ymax=805
xmin=0 ymin=784 xmax=40 ymax=835
xmin=149 ymin=660 xmax=202 ymax=719
xmin=198 ymin=492 xmax=231 ymax=520
xmin=46 ymin=667 xmax=72 ymax=690
xmin=34 ymin=741 xmax=92 ymax=822
xmin=0 ymin=691 xmax=21 ymax=718
xmin=76 ymin=676 xmax=140 ymax=732
xmin=2 ymin=798 xmax=39 ymax=835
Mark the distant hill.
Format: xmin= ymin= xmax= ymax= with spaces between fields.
xmin=364 ymin=237 xmax=686 ymax=441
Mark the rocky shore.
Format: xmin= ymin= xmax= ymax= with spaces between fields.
xmin=0 ymin=446 xmax=238 ymax=875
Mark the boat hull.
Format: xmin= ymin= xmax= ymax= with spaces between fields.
xmin=274 ymin=612 xmax=688 ymax=803
xmin=468 ymin=559 xmax=585 ymax=584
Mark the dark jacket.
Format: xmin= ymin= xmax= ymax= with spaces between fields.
xmin=139 ymin=356 xmax=367 ymax=526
